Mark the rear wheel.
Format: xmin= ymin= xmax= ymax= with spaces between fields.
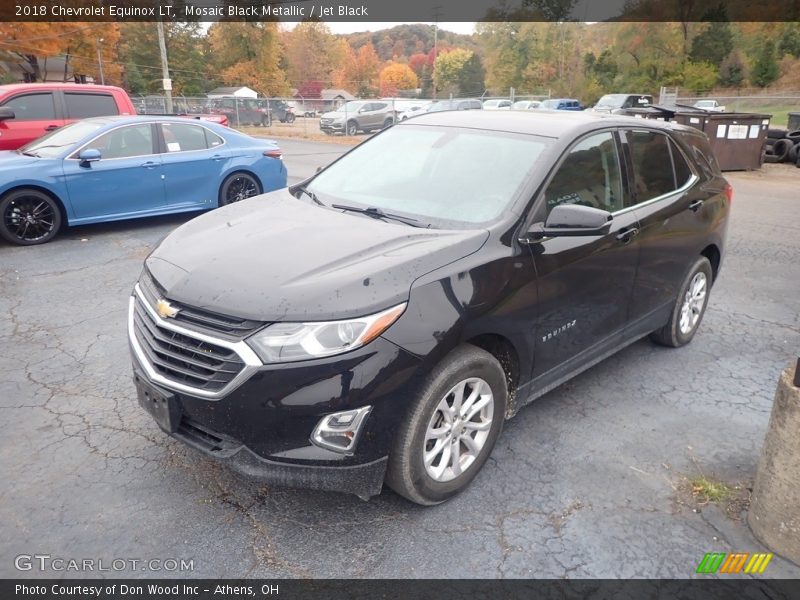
xmin=218 ymin=173 xmax=261 ymax=206
xmin=385 ymin=345 xmax=507 ymax=505
xmin=0 ymin=188 xmax=62 ymax=246
xmin=650 ymin=256 xmax=713 ymax=347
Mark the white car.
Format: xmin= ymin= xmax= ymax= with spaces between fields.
xmin=398 ymin=103 xmax=433 ymax=121
xmin=693 ymin=100 xmax=726 ymax=112
xmin=483 ymin=99 xmax=513 ymax=110
xmin=511 ymin=100 xmax=542 ymax=110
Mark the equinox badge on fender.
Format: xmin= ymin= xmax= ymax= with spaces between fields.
xmin=542 ymin=320 xmax=577 ymax=342
xmin=155 ymin=299 xmax=180 ymax=319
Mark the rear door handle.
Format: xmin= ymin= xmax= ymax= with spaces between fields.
xmin=615 ymin=227 xmax=639 ymax=243
xmin=689 ymin=199 xmax=705 ymax=212
xmin=210 ymin=154 xmax=225 ymax=161
xmin=141 ymin=161 xmax=159 ymax=169
xmin=44 ymin=124 xmax=59 ymax=131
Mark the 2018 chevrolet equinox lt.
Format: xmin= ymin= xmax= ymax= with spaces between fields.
xmin=129 ymin=111 xmax=731 ymax=505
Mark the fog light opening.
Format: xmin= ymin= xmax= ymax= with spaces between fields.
xmin=311 ymin=406 xmax=372 ymax=454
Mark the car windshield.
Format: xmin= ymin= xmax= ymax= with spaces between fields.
xmin=18 ymin=120 xmax=105 ymax=158
xmin=306 ymin=124 xmax=552 ymax=229
xmin=595 ymin=94 xmax=626 ymax=108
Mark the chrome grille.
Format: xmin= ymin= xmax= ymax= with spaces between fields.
xmin=139 ymin=271 xmax=263 ymax=339
xmin=132 ymin=293 xmax=246 ymax=392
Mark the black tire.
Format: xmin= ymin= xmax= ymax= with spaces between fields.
xmin=218 ymin=172 xmax=261 ymax=207
xmin=0 ymin=188 xmax=62 ymax=246
xmin=261 ymin=116 xmax=271 ymax=127
xmin=650 ymin=256 xmax=713 ymax=348
xmin=766 ymin=128 xmax=787 ymax=140
xmin=772 ymin=139 xmax=792 ymax=162
xmin=285 ymin=113 xmax=295 ymax=124
xmin=789 ymin=142 xmax=799 ymax=164
xmin=764 ymin=153 xmax=781 ymax=163
xmin=382 ymin=117 xmax=394 ymax=129
xmin=786 ymin=129 xmax=800 ymax=141
xmin=346 ymin=120 xmax=358 ymax=136
xmin=385 ymin=344 xmax=507 ymax=505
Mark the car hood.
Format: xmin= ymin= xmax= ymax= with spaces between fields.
xmin=0 ymin=151 xmax=51 ymax=168
xmin=320 ymin=110 xmax=347 ymax=119
xmin=145 ymin=189 xmax=489 ymax=322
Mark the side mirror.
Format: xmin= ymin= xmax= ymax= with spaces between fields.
xmin=78 ymin=148 xmax=102 ymax=166
xmin=0 ymin=107 xmax=15 ymax=120
xmin=522 ymin=204 xmax=612 ymax=242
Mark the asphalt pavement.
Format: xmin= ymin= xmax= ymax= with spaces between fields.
xmin=1 ymin=142 xmax=799 ymax=579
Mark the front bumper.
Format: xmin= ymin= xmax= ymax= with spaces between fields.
xmin=129 ymin=296 xmax=423 ymax=497
xmin=319 ymin=120 xmax=344 ymax=132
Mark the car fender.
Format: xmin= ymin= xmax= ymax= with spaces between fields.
xmin=0 ymin=168 xmax=76 ymax=221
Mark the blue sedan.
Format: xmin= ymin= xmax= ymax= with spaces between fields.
xmin=0 ymin=116 xmax=287 ymax=245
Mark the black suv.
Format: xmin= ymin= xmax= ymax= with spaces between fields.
xmin=129 ymin=111 xmax=730 ymax=505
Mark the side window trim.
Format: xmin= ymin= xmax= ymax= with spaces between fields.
xmin=156 ymin=121 xmax=226 ymax=155
xmin=616 ymin=128 xmax=699 ymax=215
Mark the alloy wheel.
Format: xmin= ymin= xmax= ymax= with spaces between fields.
xmin=225 ymin=176 xmax=258 ymax=203
xmin=423 ymin=377 xmax=494 ymax=482
xmin=679 ymin=272 xmax=707 ymax=335
xmin=3 ymin=195 xmax=57 ymax=243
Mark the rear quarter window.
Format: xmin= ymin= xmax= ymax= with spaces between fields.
xmin=64 ymin=93 xmax=119 ymax=119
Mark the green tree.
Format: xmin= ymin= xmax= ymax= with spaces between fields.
xmin=718 ymin=50 xmax=746 ymax=88
xmin=689 ymin=6 xmax=733 ymax=68
xmin=750 ymin=39 xmax=780 ymax=87
xmin=682 ymin=61 xmax=718 ymax=93
xmin=777 ymin=24 xmax=800 ymax=58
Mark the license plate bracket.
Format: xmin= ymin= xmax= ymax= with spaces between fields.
xmin=134 ymin=372 xmax=181 ymax=433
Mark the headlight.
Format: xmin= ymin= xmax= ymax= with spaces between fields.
xmin=246 ymin=303 xmax=406 ymax=363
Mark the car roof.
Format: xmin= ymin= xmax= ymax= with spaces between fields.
xmin=401 ymin=109 xmax=691 ymax=139
xmin=0 ymin=83 xmax=125 ymax=94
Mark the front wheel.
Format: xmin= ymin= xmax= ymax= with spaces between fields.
xmin=218 ymin=173 xmax=261 ymax=206
xmin=285 ymin=113 xmax=296 ymax=124
xmin=383 ymin=118 xmax=394 ymax=129
xmin=385 ymin=345 xmax=507 ymax=505
xmin=346 ymin=120 xmax=358 ymax=136
xmin=650 ymin=256 xmax=713 ymax=347
xmin=0 ymin=188 xmax=62 ymax=246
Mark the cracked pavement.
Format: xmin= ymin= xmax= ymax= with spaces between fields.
xmin=1 ymin=143 xmax=799 ymax=579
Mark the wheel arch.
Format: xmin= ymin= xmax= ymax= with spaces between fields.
xmin=0 ymin=184 xmax=68 ymax=229
xmin=700 ymin=243 xmax=721 ymax=282
xmin=463 ymin=333 xmax=520 ymax=417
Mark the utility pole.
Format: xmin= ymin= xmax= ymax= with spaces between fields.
xmin=96 ymin=38 xmax=105 ymax=85
xmin=432 ymin=6 xmax=442 ymax=100
xmin=156 ymin=19 xmax=173 ymax=113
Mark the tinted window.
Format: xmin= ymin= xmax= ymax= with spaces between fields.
xmin=670 ymin=140 xmax=693 ymax=187
xmin=89 ymin=124 xmax=154 ymax=159
xmin=162 ymin=123 xmax=207 ymax=152
xmin=373 ymin=103 xmax=388 ymax=111
xmin=3 ymin=93 xmax=56 ymax=120
xmin=307 ymin=125 xmax=551 ymax=228
xmin=628 ymin=130 xmax=676 ymax=203
xmin=64 ymin=93 xmax=119 ymax=119
xmin=544 ymin=132 xmax=623 ymax=214
xmin=205 ymin=129 xmax=224 ymax=148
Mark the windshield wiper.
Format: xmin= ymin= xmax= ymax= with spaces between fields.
xmin=331 ymin=204 xmax=426 ymax=228
xmin=294 ymin=185 xmax=323 ymax=206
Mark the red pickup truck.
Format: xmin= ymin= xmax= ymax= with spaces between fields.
xmin=0 ymin=83 xmax=227 ymax=150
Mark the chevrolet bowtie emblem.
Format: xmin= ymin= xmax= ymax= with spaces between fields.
xmin=155 ymin=298 xmax=180 ymax=319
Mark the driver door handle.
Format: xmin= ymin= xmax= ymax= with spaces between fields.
xmin=689 ymin=199 xmax=705 ymax=212
xmin=44 ymin=124 xmax=60 ymax=131
xmin=140 ymin=161 xmax=159 ymax=169
xmin=615 ymin=227 xmax=639 ymax=243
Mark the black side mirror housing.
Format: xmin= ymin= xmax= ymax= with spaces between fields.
xmin=0 ymin=107 xmax=16 ymax=120
xmin=522 ymin=204 xmax=612 ymax=243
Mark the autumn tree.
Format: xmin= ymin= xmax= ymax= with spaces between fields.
xmin=333 ymin=42 xmax=380 ymax=97
xmin=207 ymin=22 xmax=288 ymax=96
xmin=719 ymin=50 xmax=747 ymax=88
xmin=434 ymin=49 xmax=485 ymax=96
xmin=379 ymin=63 xmax=418 ymax=96
xmin=284 ymin=22 xmax=338 ymax=90
xmin=750 ymin=39 xmax=779 ymax=87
